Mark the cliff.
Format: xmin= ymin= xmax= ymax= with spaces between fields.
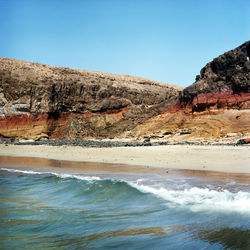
xmin=180 ymin=41 xmax=250 ymax=111
xmin=0 ymin=58 xmax=181 ymax=140
xmin=0 ymin=41 xmax=249 ymax=143
xmin=129 ymin=41 xmax=250 ymax=143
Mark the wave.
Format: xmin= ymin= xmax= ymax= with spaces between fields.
xmin=1 ymin=167 xmax=250 ymax=214
xmin=129 ymin=182 xmax=250 ymax=214
xmin=52 ymin=173 xmax=101 ymax=181
xmin=1 ymin=167 xmax=43 ymax=175
xmin=0 ymin=167 xmax=101 ymax=181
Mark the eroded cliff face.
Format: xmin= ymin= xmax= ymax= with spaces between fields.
xmin=0 ymin=58 xmax=181 ymax=140
xmin=128 ymin=41 xmax=250 ymax=143
xmin=180 ymin=41 xmax=250 ymax=111
xmin=1 ymin=41 xmax=249 ymax=143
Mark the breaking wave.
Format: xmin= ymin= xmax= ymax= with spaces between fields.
xmin=1 ymin=167 xmax=250 ymax=214
xmin=129 ymin=182 xmax=250 ymax=213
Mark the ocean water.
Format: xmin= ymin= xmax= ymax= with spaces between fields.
xmin=0 ymin=167 xmax=250 ymax=249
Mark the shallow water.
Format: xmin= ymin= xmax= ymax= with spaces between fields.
xmin=0 ymin=167 xmax=250 ymax=249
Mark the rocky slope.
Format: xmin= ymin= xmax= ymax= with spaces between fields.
xmin=0 ymin=41 xmax=249 ymax=143
xmin=180 ymin=41 xmax=250 ymax=111
xmin=129 ymin=41 xmax=250 ymax=143
xmin=0 ymin=58 xmax=181 ymax=140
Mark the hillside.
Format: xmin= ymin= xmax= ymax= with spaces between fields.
xmin=0 ymin=58 xmax=181 ymax=140
xmin=129 ymin=41 xmax=250 ymax=143
xmin=0 ymin=41 xmax=249 ymax=143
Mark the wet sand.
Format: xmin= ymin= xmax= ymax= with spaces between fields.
xmin=0 ymin=144 xmax=249 ymax=173
xmin=0 ymin=146 xmax=250 ymax=184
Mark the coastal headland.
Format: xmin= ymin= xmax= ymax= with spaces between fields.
xmin=0 ymin=41 xmax=249 ymax=144
xmin=0 ymin=42 xmax=249 ymax=178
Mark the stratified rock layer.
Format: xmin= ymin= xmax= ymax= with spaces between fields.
xmin=0 ymin=41 xmax=249 ymax=143
xmin=128 ymin=41 xmax=250 ymax=143
xmin=0 ymin=58 xmax=181 ymax=140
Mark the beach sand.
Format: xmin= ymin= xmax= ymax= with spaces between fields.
xmin=0 ymin=144 xmax=249 ymax=172
xmin=0 ymin=144 xmax=249 ymax=179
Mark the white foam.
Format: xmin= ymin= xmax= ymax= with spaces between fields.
xmin=1 ymin=167 xmax=42 ymax=175
xmin=53 ymin=173 xmax=101 ymax=181
xmin=0 ymin=168 xmax=101 ymax=181
xmin=72 ymin=175 xmax=101 ymax=181
xmin=129 ymin=182 xmax=250 ymax=214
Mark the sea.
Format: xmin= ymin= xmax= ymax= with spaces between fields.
xmin=0 ymin=163 xmax=250 ymax=249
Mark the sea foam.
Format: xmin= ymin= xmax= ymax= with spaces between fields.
xmin=0 ymin=168 xmax=101 ymax=181
xmin=1 ymin=167 xmax=43 ymax=175
xmin=129 ymin=182 xmax=250 ymax=214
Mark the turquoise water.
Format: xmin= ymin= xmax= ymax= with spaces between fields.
xmin=0 ymin=167 xmax=250 ymax=249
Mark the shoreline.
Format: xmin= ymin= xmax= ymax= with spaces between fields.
xmin=1 ymin=155 xmax=250 ymax=184
xmin=0 ymin=144 xmax=249 ymax=174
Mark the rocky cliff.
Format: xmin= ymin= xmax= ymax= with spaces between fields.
xmin=129 ymin=41 xmax=250 ymax=143
xmin=0 ymin=58 xmax=181 ymax=140
xmin=0 ymin=41 xmax=249 ymax=143
xmin=180 ymin=41 xmax=250 ymax=111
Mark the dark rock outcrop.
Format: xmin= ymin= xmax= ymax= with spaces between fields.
xmin=180 ymin=41 xmax=250 ymax=111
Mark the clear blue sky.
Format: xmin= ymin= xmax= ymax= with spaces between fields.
xmin=0 ymin=0 xmax=249 ymax=86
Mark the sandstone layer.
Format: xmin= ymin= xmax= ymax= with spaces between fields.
xmin=128 ymin=41 xmax=250 ymax=143
xmin=0 ymin=58 xmax=181 ymax=140
xmin=0 ymin=41 xmax=249 ymax=143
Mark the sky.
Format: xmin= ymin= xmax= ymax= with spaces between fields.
xmin=0 ymin=0 xmax=249 ymax=87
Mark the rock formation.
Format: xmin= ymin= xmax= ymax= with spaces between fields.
xmin=0 ymin=58 xmax=181 ymax=140
xmin=180 ymin=41 xmax=250 ymax=111
xmin=129 ymin=41 xmax=250 ymax=143
xmin=0 ymin=41 xmax=249 ymax=143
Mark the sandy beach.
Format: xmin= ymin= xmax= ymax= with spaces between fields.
xmin=0 ymin=144 xmax=249 ymax=174
xmin=1 ymin=144 xmax=250 ymax=249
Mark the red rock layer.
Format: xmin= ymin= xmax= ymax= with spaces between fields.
xmin=128 ymin=91 xmax=250 ymax=143
xmin=164 ymin=91 xmax=250 ymax=114
xmin=189 ymin=91 xmax=250 ymax=112
xmin=0 ymin=107 xmax=129 ymax=140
